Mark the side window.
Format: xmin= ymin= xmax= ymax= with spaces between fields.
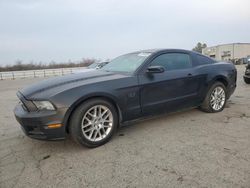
xmin=150 ymin=53 xmax=192 ymax=71
xmin=196 ymin=55 xmax=215 ymax=65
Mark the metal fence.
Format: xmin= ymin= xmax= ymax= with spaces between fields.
xmin=0 ymin=67 xmax=86 ymax=80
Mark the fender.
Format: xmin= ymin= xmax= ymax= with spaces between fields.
xmin=200 ymin=75 xmax=229 ymax=101
xmin=63 ymin=92 xmax=123 ymax=131
xmin=208 ymin=75 xmax=229 ymax=88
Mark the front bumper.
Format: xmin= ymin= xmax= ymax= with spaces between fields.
xmin=243 ymin=74 xmax=250 ymax=82
xmin=14 ymin=103 xmax=68 ymax=140
xmin=243 ymin=74 xmax=250 ymax=79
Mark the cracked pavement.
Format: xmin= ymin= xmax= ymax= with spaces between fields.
xmin=0 ymin=65 xmax=250 ymax=188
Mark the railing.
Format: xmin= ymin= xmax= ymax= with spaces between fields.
xmin=0 ymin=67 xmax=87 ymax=80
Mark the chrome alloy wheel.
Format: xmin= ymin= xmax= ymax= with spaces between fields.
xmin=81 ymin=105 xmax=113 ymax=142
xmin=210 ymin=86 xmax=226 ymax=111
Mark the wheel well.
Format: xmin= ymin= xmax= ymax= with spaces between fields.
xmin=215 ymin=77 xmax=228 ymax=87
xmin=65 ymin=96 xmax=122 ymax=133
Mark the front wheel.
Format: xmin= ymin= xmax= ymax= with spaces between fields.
xmin=69 ymin=98 xmax=118 ymax=148
xmin=200 ymin=82 xmax=227 ymax=113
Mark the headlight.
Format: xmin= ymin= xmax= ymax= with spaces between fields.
xmin=33 ymin=101 xmax=55 ymax=111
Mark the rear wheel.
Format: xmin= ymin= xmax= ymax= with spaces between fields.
xmin=200 ymin=82 xmax=227 ymax=113
xmin=69 ymin=98 xmax=118 ymax=148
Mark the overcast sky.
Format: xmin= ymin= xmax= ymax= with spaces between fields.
xmin=0 ymin=0 xmax=249 ymax=65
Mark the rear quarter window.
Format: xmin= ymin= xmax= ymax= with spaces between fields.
xmin=196 ymin=55 xmax=215 ymax=65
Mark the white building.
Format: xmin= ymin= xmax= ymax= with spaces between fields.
xmin=202 ymin=43 xmax=250 ymax=62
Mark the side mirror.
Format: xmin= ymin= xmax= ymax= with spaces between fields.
xmin=147 ymin=66 xmax=165 ymax=74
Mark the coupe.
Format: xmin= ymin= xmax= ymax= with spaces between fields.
xmin=14 ymin=49 xmax=237 ymax=147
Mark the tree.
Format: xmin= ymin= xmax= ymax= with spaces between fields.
xmin=192 ymin=42 xmax=207 ymax=53
xmin=0 ymin=58 xmax=98 ymax=72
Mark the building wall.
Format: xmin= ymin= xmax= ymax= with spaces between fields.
xmin=233 ymin=44 xmax=250 ymax=59
xmin=216 ymin=44 xmax=234 ymax=61
xmin=202 ymin=43 xmax=250 ymax=61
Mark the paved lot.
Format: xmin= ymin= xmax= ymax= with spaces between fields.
xmin=0 ymin=65 xmax=250 ymax=188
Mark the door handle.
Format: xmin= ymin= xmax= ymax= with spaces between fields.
xmin=187 ymin=73 xmax=193 ymax=77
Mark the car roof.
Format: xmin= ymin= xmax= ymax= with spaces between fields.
xmin=133 ymin=49 xmax=200 ymax=55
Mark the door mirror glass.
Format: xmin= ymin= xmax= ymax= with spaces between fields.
xmin=147 ymin=66 xmax=165 ymax=73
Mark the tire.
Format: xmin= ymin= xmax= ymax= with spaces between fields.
xmin=200 ymin=82 xmax=227 ymax=113
xmin=244 ymin=76 xmax=250 ymax=84
xmin=69 ymin=98 xmax=118 ymax=148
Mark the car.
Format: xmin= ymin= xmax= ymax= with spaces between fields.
xmin=73 ymin=62 xmax=109 ymax=74
xmin=14 ymin=49 xmax=237 ymax=148
xmin=243 ymin=61 xmax=250 ymax=84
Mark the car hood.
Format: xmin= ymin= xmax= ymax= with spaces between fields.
xmin=72 ymin=68 xmax=95 ymax=74
xmin=19 ymin=70 xmax=128 ymax=99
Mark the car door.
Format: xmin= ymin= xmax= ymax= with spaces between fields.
xmin=138 ymin=52 xmax=201 ymax=115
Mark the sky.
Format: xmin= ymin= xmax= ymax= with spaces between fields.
xmin=0 ymin=0 xmax=250 ymax=65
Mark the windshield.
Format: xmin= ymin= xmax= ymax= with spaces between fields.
xmin=101 ymin=52 xmax=151 ymax=73
xmin=88 ymin=62 xmax=99 ymax=69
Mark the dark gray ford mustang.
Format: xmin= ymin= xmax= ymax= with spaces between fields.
xmin=14 ymin=49 xmax=237 ymax=147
